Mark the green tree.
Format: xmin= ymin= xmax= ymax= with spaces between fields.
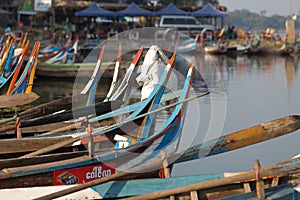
xmin=203 ymin=0 xmax=219 ymax=6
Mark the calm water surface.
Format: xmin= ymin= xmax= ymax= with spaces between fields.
xmin=34 ymin=53 xmax=300 ymax=176
xmin=173 ymin=54 xmax=300 ymax=175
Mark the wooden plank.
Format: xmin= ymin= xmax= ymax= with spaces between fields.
xmin=0 ymin=136 xmax=75 ymax=154
xmin=243 ymin=183 xmax=251 ymax=193
xmin=160 ymin=150 xmax=175 ymax=200
xmin=271 ymin=177 xmax=279 ymax=187
xmin=190 ymin=191 xmax=198 ymax=200
xmin=254 ymin=159 xmax=265 ymax=200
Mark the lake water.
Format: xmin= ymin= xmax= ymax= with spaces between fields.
xmin=173 ymin=53 xmax=300 ymax=176
xmin=33 ymin=53 xmax=300 ymax=176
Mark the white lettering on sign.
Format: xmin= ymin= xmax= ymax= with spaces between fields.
xmin=86 ymin=166 xmax=112 ymax=180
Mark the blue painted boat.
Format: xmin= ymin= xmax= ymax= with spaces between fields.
xmin=0 ymin=50 xmax=196 ymax=187
xmin=0 ymin=41 xmax=41 ymax=108
xmin=0 ymin=115 xmax=299 ymax=188
xmin=1 ymin=157 xmax=299 ymax=199
xmin=16 ymin=46 xmax=143 ymax=130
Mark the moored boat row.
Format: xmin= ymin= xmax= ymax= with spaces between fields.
xmin=0 ymin=28 xmax=299 ymax=200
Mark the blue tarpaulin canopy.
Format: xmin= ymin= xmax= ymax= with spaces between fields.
xmin=75 ymin=3 xmax=115 ymax=17
xmin=116 ymin=2 xmax=153 ymax=16
xmin=154 ymin=3 xmax=189 ymax=16
xmin=191 ymin=3 xmax=229 ymax=17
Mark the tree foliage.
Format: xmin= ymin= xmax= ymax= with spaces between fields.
xmin=224 ymin=10 xmax=300 ymax=31
xmin=114 ymin=0 xmax=219 ymax=6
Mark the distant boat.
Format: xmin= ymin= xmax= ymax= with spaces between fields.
xmin=0 ymin=40 xmax=41 ymax=108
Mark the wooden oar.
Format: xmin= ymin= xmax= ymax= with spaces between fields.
xmin=32 ymin=115 xmax=300 ymax=200
xmin=20 ymin=92 xmax=209 ymax=158
xmin=104 ymin=45 xmax=121 ymax=102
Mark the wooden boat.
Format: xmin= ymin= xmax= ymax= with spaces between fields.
xmin=16 ymin=46 xmax=142 ymax=129
xmin=254 ymin=43 xmax=294 ymax=56
xmin=0 ymin=45 xmax=175 ymax=143
xmin=37 ymin=36 xmax=129 ymax=79
xmin=38 ymin=34 xmax=72 ymax=63
xmin=0 ymin=114 xmax=298 ymax=189
xmin=3 ymin=163 xmax=299 ymax=200
xmin=0 ymin=90 xmax=190 ymax=157
xmin=0 ymin=90 xmax=182 ymax=138
xmin=37 ymin=35 xmax=87 ymax=78
xmin=176 ymin=35 xmax=200 ymax=53
xmin=35 ymin=61 xmax=129 ymax=79
xmin=101 ymin=157 xmax=300 ymax=200
xmin=0 ymin=37 xmax=27 ymax=94
xmin=0 ymin=46 xmax=145 ymax=137
xmin=0 ymin=48 xmax=198 ymax=186
xmin=204 ymin=42 xmax=229 ymax=54
xmin=0 ymin=35 xmax=15 ymax=77
xmin=0 ymin=41 xmax=41 ymax=108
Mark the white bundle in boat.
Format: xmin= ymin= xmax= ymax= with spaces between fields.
xmin=114 ymin=134 xmax=136 ymax=149
xmin=136 ymin=45 xmax=164 ymax=101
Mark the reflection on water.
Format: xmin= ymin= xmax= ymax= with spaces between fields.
xmin=173 ymin=54 xmax=300 ymax=175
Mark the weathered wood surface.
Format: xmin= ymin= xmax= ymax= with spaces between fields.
xmin=32 ymin=155 xmax=300 ymax=200
xmin=175 ymin=115 xmax=300 ymax=163
xmin=36 ymin=61 xmax=128 ymax=78
xmin=0 ymin=115 xmax=298 ymax=191
xmin=0 ymin=92 xmax=40 ymax=109
xmin=0 ymin=136 xmax=76 ymax=154
xmin=120 ymin=158 xmax=300 ymax=200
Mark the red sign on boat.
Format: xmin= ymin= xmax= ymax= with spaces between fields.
xmin=54 ymin=163 xmax=115 ymax=185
